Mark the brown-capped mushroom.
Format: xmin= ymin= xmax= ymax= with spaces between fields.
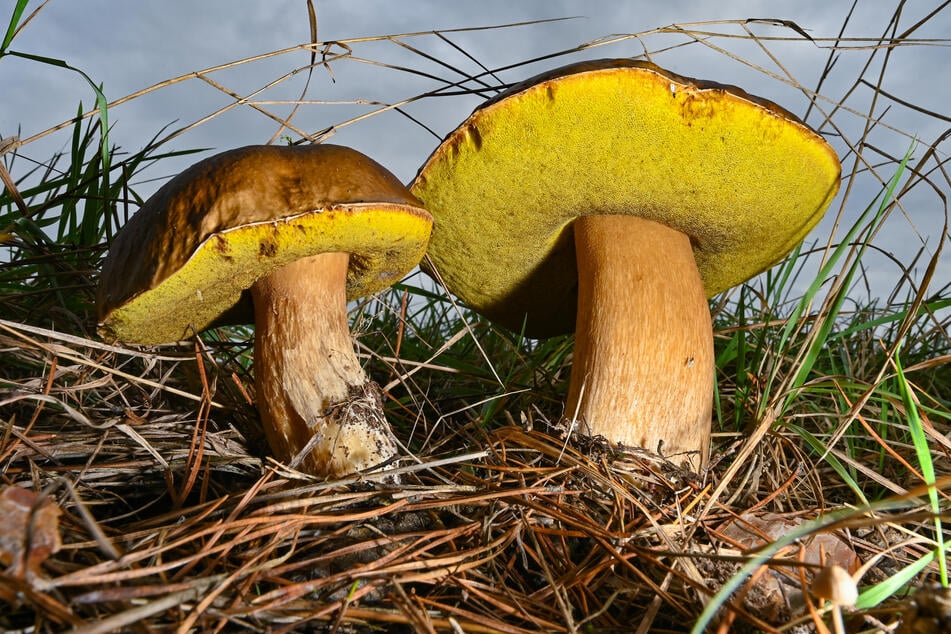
xmin=411 ymin=59 xmax=841 ymax=470
xmin=98 ymin=144 xmax=432 ymax=478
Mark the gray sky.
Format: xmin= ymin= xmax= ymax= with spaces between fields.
xmin=3 ymin=1 xmax=949 ymax=307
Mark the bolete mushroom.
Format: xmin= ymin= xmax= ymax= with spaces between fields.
xmin=410 ymin=59 xmax=840 ymax=470
xmin=98 ymin=144 xmax=432 ymax=478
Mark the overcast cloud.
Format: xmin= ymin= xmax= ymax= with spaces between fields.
xmin=2 ymin=1 xmax=948 ymax=305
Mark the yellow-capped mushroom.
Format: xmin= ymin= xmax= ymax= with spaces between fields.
xmin=411 ymin=59 xmax=840 ymax=469
xmin=98 ymin=144 xmax=432 ymax=478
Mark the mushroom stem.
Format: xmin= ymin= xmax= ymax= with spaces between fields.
xmin=251 ymin=252 xmax=399 ymax=477
xmin=565 ymin=214 xmax=713 ymax=469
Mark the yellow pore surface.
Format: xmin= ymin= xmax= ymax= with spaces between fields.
xmin=99 ymin=204 xmax=433 ymax=344
xmin=411 ymin=60 xmax=841 ymax=337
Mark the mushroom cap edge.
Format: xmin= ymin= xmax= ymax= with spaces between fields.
xmin=411 ymin=59 xmax=841 ymax=337
xmin=98 ymin=144 xmax=432 ymax=344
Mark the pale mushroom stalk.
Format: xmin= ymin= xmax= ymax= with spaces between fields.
xmin=566 ymin=215 xmax=713 ymax=467
xmin=251 ymin=252 xmax=398 ymax=477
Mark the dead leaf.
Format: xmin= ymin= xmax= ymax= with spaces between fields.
xmin=720 ymin=511 xmax=861 ymax=573
xmin=716 ymin=512 xmax=862 ymax=625
xmin=0 ymin=485 xmax=62 ymax=585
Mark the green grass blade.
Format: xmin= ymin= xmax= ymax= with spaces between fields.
xmin=855 ymin=551 xmax=934 ymax=609
xmin=6 ymin=50 xmax=110 ymax=180
xmin=829 ymin=297 xmax=951 ymax=342
xmin=773 ymin=142 xmax=915 ymax=414
xmin=786 ymin=422 xmax=868 ymax=505
xmin=894 ymin=344 xmax=948 ymax=586
xmin=0 ymin=0 xmax=29 ymax=53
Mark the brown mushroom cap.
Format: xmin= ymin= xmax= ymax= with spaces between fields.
xmin=98 ymin=144 xmax=432 ymax=344
xmin=410 ymin=59 xmax=841 ymax=337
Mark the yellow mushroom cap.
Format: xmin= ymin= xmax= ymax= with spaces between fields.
xmin=98 ymin=144 xmax=432 ymax=344
xmin=411 ymin=59 xmax=841 ymax=337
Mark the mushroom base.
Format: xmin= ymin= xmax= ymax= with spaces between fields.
xmin=251 ymin=252 xmax=400 ymax=478
xmin=566 ymin=214 xmax=713 ymax=470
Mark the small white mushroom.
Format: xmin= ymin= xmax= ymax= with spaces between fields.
xmin=812 ymin=564 xmax=858 ymax=634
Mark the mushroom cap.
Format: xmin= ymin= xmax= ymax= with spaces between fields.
xmin=410 ymin=59 xmax=841 ymax=337
xmin=98 ymin=144 xmax=432 ymax=344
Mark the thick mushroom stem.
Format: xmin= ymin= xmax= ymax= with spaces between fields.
xmin=565 ymin=214 xmax=713 ymax=469
xmin=250 ymin=252 xmax=399 ymax=478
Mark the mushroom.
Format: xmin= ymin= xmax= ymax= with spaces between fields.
xmin=98 ymin=144 xmax=432 ymax=478
xmin=411 ymin=59 xmax=840 ymax=470
xmin=811 ymin=564 xmax=858 ymax=608
xmin=811 ymin=564 xmax=858 ymax=634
